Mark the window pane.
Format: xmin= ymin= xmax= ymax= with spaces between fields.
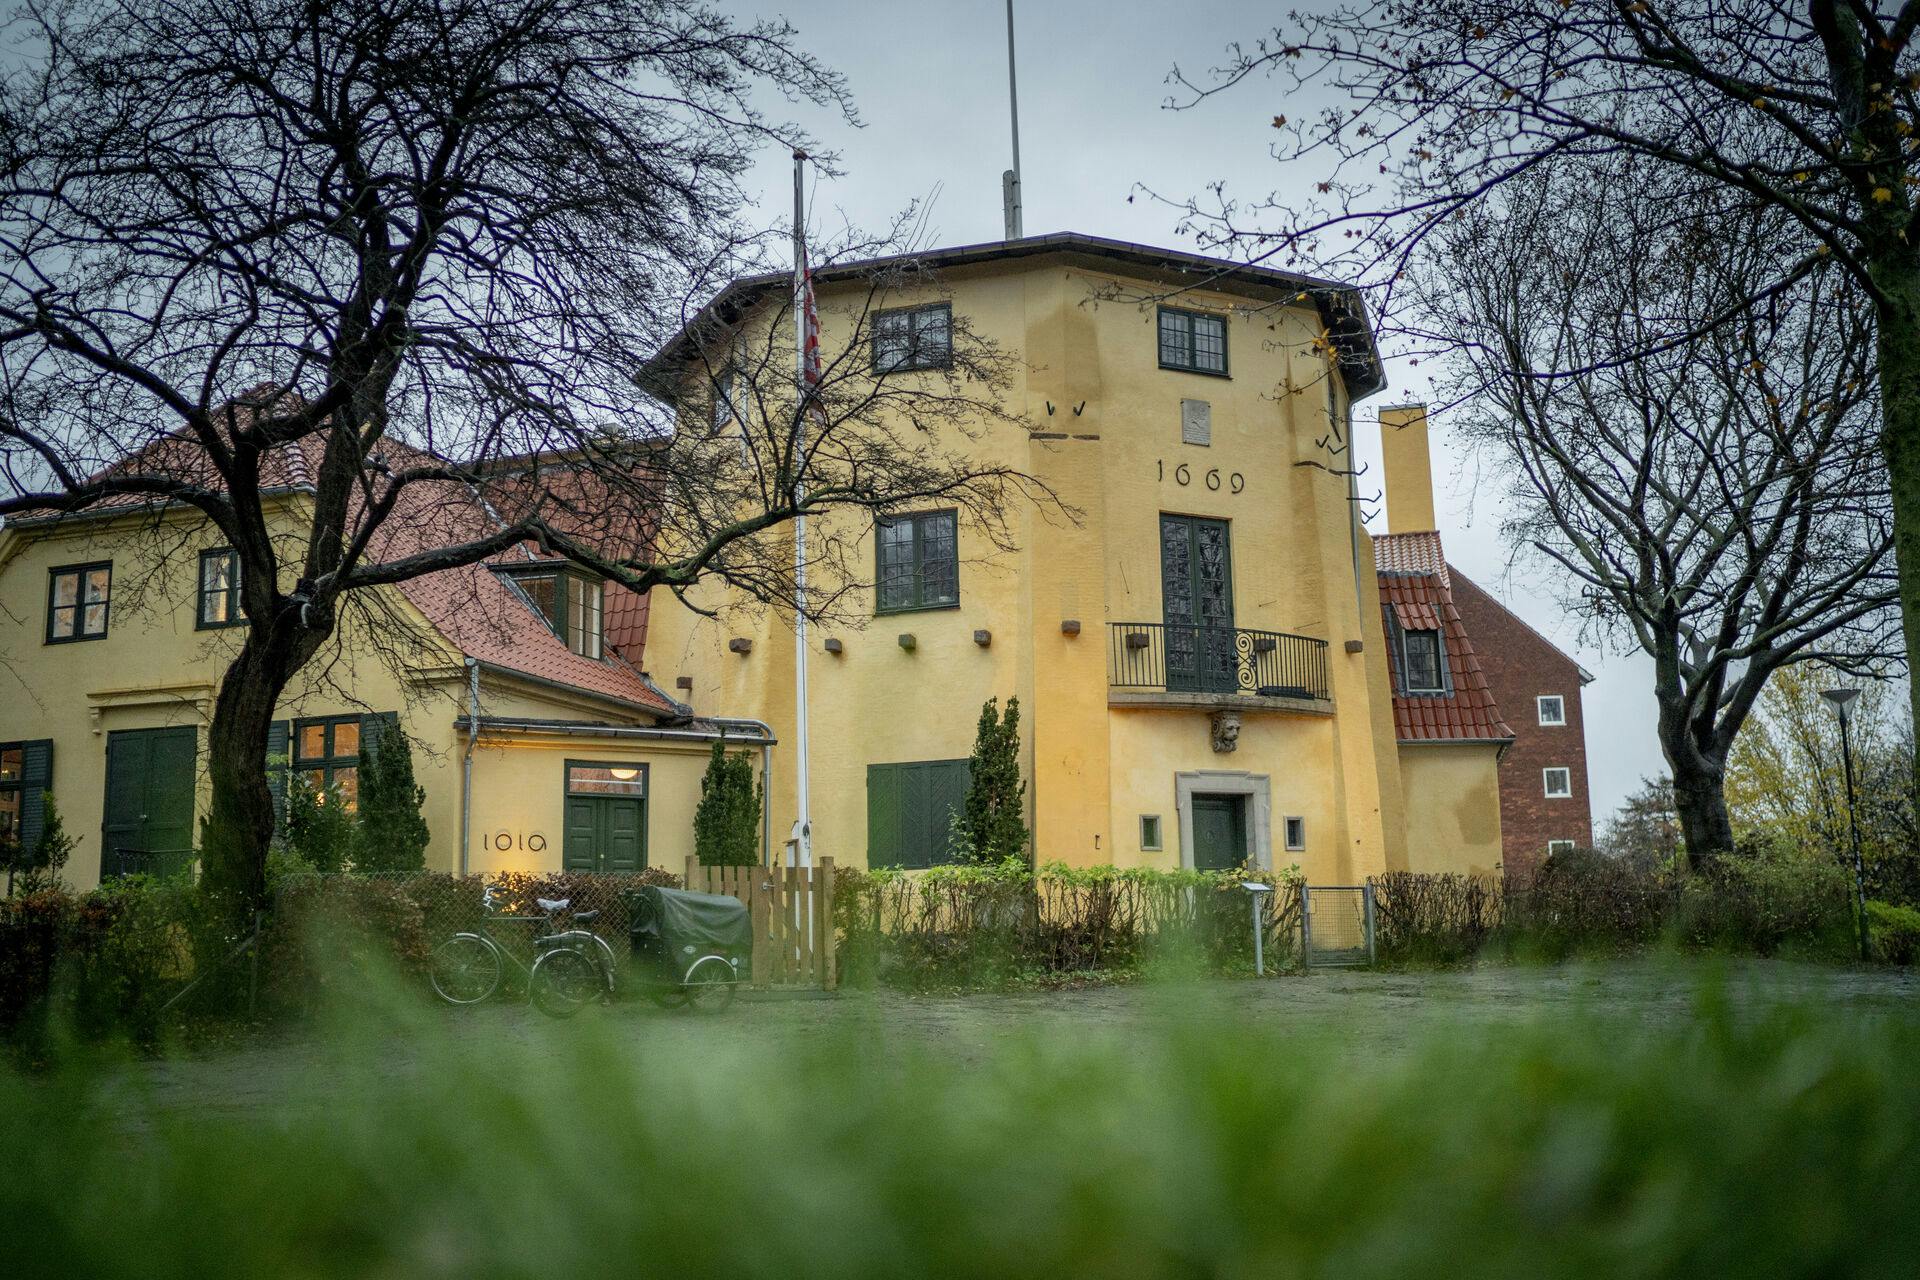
xmin=1405 ymin=631 xmax=1441 ymax=691
xmin=303 ymin=768 xmax=327 ymax=794
xmin=567 ymin=764 xmax=647 ymax=797
xmin=0 ymin=788 xmax=17 ymax=840
xmin=0 ymin=747 xmax=20 ymax=782
xmin=202 ymin=592 xmax=229 ymax=625
xmin=333 ymin=766 xmax=359 ymax=811
xmin=918 ymin=513 xmax=957 ymax=605
xmin=914 ymin=307 xmax=951 ymax=366
xmin=298 ymin=723 xmax=328 ymax=762
xmin=712 ymin=370 xmax=734 ymax=427
xmin=85 ymin=568 xmax=110 ymax=603
xmin=52 ymin=573 xmax=78 ymax=608
xmin=82 ymin=603 xmax=108 ymax=635
xmin=332 ymin=720 xmax=360 ymax=759
xmin=520 ymin=574 xmax=559 ymax=629
xmin=873 ymin=312 xmax=910 ymax=372
xmin=1159 ymin=311 xmax=1189 ymax=366
xmin=878 ymin=520 xmax=916 ymax=609
xmin=1192 ymin=316 xmax=1226 ymax=372
xmin=49 ymin=606 xmax=76 ymax=640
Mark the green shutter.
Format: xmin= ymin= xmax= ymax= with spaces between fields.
xmin=359 ymin=712 xmax=400 ymax=761
xmin=1381 ymin=605 xmax=1407 ymax=695
xmin=868 ymin=760 xmax=970 ymax=869
xmin=266 ymin=720 xmax=290 ymax=834
xmin=18 ymin=739 xmax=53 ymax=855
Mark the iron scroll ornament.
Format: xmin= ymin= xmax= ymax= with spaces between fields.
xmin=1159 ymin=460 xmax=1246 ymax=493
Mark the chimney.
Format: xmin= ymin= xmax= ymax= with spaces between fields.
xmin=1378 ymin=403 xmax=1437 ymax=534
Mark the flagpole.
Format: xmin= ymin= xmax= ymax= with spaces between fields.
xmin=790 ymin=149 xmax=813 ymax=870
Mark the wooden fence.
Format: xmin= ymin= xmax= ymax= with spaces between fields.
xmin=684 ymin=855 xmax=837 ymax=990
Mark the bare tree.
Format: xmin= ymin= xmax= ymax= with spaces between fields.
xmin=0 ymin=0 xmax=1042 ymax=912
xmin=1413 ymin=157 xmax=1898 ymax=861
xmin=1166 ymin=0 xmax=1920 ymax=769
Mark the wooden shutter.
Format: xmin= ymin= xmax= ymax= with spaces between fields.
xmin=925 ymin=760 xmax=971 ymax=867
xmin=265 ymin=720 xmax=291 ymax=834
xmin=18 ymin=739 xmax=53 ymax=855
xmin=358 ymin=712 xmax=401 ymax=761
xmin=867 ymin=764 xmax=909 ymax=868
xmin=868 ymin=760 xmax=971 ymax=869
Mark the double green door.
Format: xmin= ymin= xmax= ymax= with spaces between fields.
xmin=1190 ymin=794 xmax=1248 ymax=871
xmin=102 ymin=727 xmax=198 ymax=879
xmin=563 ymin=795 xmax=645 ymax=874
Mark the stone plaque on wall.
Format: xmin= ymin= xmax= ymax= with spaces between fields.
xmin=1181 ymin=398 xmax=1211 ymax=447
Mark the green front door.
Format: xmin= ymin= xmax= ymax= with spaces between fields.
xmin=563 ymin=796 xmax=646 ymax=873
xmin=102 ymin=726 xmax=197 ymax=879
xmin=1189 ymin=794 xmax=1247 ymax=872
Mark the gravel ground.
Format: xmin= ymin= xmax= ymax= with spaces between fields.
xmin=81 ymin=957 xmax=1920 ymax=1129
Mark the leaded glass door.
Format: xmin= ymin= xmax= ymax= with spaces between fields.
xmin=1160 ymin=515 xmax=1234 ymax=692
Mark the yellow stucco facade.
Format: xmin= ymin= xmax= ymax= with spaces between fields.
xmin=644 ymin=241 xmax=1505 ymax=882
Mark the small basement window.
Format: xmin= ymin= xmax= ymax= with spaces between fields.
xmin=1140 ymin=814 xmax=1163 ymax=851
xmin=1284 ymin=816 xmax=1306 ymax=852
xmin=1547 ymin=839 xmax=1576 ymax=854
xmin=1543 ymin=767 xmax=1572 ymax=799
xmin=1537 ymin=694 xmax=1566 ymax=726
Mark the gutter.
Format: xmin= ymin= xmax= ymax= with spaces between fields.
xmin=455 ymin=715 xmax=776 ymax=746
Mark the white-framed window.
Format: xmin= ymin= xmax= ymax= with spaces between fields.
xmin=711 ymin=366 xmax=736 ymax=429
xmin=1537 ymin=694 xmax=1566 ymax=726
xmin=1546 ymin=839 xmax=1576 ymax=854
xmin=1140 ymin=814 xmax=1163 ymax=852
xmin=1543 ymin=767 xmax=1572 ymax=799
xmin=1284 ymin=816 xmax=1306 ymax=852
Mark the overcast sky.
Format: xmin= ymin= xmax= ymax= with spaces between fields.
xmin=714 ymin=0 xmax=1663 ymax=827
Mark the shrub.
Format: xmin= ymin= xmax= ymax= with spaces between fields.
xmin=1679 ymin=839 xmax=1855 ymax=959
xmin=3 ymin=791 xmax=74 ymax=896
xmin=693 ymin=740 xmax=760 ymax=866
xmin=1373 ymin=872 xmax=1502 ymax=966
xmin=1867 ymin=900 xmax=1920 ymax=965
xmin=957 ymin=696 xmax=1027 ymax=864
xmin=354 ymin=720 xmax=430 ymax=873
xmin=259 ymin=876 xmax=431 ymax=1016
xmin=284 ymin=778 xmax=354 ymax=874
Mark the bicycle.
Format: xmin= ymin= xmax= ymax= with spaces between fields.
xmin=528 ymin=884 xmax=745 ymax=1018
xmin=428 ymin=886 xmax=611 ymax=1006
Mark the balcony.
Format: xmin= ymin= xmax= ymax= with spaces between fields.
xmin=1107 ymin=622 xmax=1331 ymax=711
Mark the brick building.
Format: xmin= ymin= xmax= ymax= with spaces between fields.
xmin=1447 ymin=574 xmax=1595 ymax=877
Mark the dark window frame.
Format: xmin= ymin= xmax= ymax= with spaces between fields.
xmin=45 ymin=561 xmax=112 ymax=644
xmin=565 ymin=759 xmax=650 ymax=798
xmin=1284 ymin=816 xmax=1306 ymax=852
xmin=874 ymin=508 xmax=960 ymax=615
xmin=711 ymin=366 xmax=736 ymax=429
xmin=1157 ymin=306 xmax=1231 ymax=377
xmin=196 ymin=548 xmax=246 ymax=630
xmin=293 ymin=715 xmax=362 ymax=809
xmin=1140 ymin=813 xmax=1164 ymax=852
xmin=1402 ymin=628 xmax=1446 ymax=694
xmin=871 ymin=303 xmax=954 ymax=374
xmin=502 ymin=564 xmax=607 ymax=660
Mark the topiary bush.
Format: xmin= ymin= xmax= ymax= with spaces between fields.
xmin=259 ymin=876 xmax=431 ymax=1016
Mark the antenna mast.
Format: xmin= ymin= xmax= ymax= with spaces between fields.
xmin=1001 ymin=0 xmax=1023 ymax=240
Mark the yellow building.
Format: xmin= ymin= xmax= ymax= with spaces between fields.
xmin=642 ymin=233 xmax=1511 ymax=881
xmin=1 ymin=233 xmax=1511 ymax=890
xmin=0 ymin=430 xmax=773 ymax=889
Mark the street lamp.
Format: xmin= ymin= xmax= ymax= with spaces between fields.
xmin=1819 ymin=688 xmax=1871 ymax=960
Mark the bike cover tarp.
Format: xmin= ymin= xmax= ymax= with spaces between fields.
xmin=630 ymin=885 xmax=752 ymax=954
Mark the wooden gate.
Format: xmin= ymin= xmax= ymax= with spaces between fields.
xmin=684 ymin=855 xmax=837 ymax=989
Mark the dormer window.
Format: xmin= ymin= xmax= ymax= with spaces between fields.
xmin=1403 ymin=629 xmax=1444 ymax=694
xmin=505 ymin=566 xmax=604 ymax=659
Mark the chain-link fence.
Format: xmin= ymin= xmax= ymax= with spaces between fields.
xmin=1301 ymin=885 xmax=1376 ymax=967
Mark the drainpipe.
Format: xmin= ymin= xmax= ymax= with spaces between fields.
xmin=460 ymin=657 xmax=479 ymax=877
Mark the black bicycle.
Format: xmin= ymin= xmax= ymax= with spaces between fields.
xmin=528 ymin=884 xmax=749 ymax=1018
xmin=429 ymin=886 xmax=610 ymax=1005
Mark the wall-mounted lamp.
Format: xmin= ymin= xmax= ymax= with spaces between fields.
xmin=898 ymin=633 xmax=917 ymax=652
xmin=824 ymin=637 xmax=844 ymax=655
xmin=674 ymin=675 xmax=693 ymax=690
xmin=608 ymin=767 xmax=639 ymax=782
xmin=1061 ymin=619 xmax=1081 ymax=637
xmin=973 ymin=629 xmax=992 ymax=648
xmin=1345 ymin=639 xmax=1365 ymax=654
xmin=727 ymin=637 xmax=752 ymax=655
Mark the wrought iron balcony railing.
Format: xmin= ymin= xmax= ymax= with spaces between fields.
xmin=1108 ymin=622 xmax=1330 ymax=702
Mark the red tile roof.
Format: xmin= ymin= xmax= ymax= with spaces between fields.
xmin=14 ymin=394 xmax=677 ymax=718
xmin=1374 ymin=531 xmax=1514 ymax=745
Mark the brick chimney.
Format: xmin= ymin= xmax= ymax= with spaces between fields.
xmin=1379 ymin=403 xmax=1437 ymax=534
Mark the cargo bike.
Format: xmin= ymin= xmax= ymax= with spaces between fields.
xmin=528 ymin=884 xmax=750 ymax=1018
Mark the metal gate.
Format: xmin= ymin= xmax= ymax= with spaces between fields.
xmin=1301 ymin=884 xmax=1376 ymax=968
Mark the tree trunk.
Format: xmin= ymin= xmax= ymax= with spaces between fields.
xmin=198 ymin=627 xmax=313 ymax=915
xmin=1670 ymin=756 xmax=1736 ymax=872
xmin=1873 ymin=255 xmax=1920 ymax=810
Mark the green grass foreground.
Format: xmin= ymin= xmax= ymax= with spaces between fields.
xmin=4 ymin=969 xmax=1919 ymax=1278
